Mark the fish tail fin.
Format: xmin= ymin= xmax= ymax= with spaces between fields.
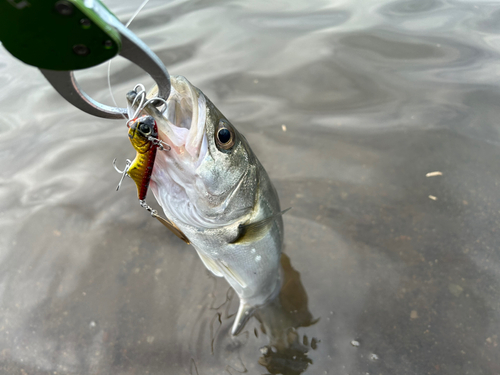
xmin=231 ymin=301 xmax=255 ymax=336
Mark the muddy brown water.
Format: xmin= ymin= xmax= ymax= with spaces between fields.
xmin=1 ymin=0 xmax=500 ymax=374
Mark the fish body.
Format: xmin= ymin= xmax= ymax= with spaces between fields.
xmin=127 ymin=76 xmax=284 ymax=335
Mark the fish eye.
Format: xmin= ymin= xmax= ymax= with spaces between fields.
xmin=216 ymin=120 xmax=235 ymax=150
xmin=218 ymin=128 xmax=231 ymax=143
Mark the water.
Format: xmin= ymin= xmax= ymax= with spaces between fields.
xmin=1 ymin=0 xmax=500 ymax=374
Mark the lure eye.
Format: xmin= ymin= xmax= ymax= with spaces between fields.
xmin=138 ymin=122 xmax=151 ymax=135
xmin=134 ymin=115 xmax=157 ymax=138
xmin=216 ymin=120 xmax=235 ymax=150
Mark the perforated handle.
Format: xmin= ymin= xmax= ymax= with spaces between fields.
xmin=0 ymin=0 xmax=121 ymax=70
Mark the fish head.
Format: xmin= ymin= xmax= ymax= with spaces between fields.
xmin=126 ymin=76 xmax=257 ymax=228
xmin=127 ymin=115 xmax=158 ymax=154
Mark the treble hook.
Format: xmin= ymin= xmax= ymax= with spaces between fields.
xmin=147 ymin=135 xmax=171 ymax=151
xmin=112 ymin=158 xmax=132 ymax=191
xmin=127 ymin=89 xmax=168 ymax=126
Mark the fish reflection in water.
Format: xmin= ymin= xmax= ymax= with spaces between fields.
xmin=205 ymin=253 xmax=318 ymax=375
xmin=256 ymin=254 xmax=319 ymax=375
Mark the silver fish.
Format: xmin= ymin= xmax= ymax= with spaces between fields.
xmin=126 ymin=76 xmax=285 ymax=335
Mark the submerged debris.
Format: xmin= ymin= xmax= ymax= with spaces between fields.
xmin=311 ymin=338 xmax=318 ymax=350
xmin=448 ymin=283 xmax=464 ymax=297
xmin=426 ymin=171 xmax=443 ymax=177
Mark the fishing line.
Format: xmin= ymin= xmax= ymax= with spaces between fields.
xmin=107 ymin=0 xmax=152 ymax=120
xmin=125 ymin=0 xmax=150 ymax=28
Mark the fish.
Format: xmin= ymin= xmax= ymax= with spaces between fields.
xmin=126 ymin=75 xmax=286 ymax=335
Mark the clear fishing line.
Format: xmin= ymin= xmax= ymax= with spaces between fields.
xmin=107 ymin=0 xmax=152 ymax=120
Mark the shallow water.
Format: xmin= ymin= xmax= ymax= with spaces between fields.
xmin=1 ymin=0 xmax=500 ymax=374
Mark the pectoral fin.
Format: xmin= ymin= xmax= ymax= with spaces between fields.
xmin=230 ymin=208 xmax=291 ymax=244
xmin=152 ymin=213 xmax=191 ymax=244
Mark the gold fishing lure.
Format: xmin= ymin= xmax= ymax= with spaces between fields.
xmin=115 ymin=115 xmax=190 ymax=244
xmin=127 ymin=115 xmax=158 ymax=201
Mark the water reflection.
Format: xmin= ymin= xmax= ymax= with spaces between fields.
xmin=198 ymin=253 xmax=318 ymax=375
xmin=2 ymin=0 xmax=500 ymax=373
xmin=255 ymin=254 xmax=318 ymax=375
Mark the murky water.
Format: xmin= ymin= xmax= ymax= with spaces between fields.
xmin=1 ymin=0 xmax=500 ymax=374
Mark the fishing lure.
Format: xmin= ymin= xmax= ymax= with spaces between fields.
xmin=114 ymin=113 xmax=190 ymax=244
xmin=126 ymin=115 xmax=159 ymax=201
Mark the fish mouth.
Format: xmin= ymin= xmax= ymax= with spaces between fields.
xmin=126 ymin=76 xmax=213 ymax=227
xmin=127 ymin=76 xmax=207 ymax=163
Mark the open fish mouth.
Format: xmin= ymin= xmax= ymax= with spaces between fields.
xmin=127 ymin=76 xmax=208 ymax=164
xmin=126 ymin=76 xmax=215 ymax=228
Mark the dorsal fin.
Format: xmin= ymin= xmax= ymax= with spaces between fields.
xmin=230 ymin=208 xmax=291 ymax=245
xmin=152 ymin=212 xmax=191 ymax=244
